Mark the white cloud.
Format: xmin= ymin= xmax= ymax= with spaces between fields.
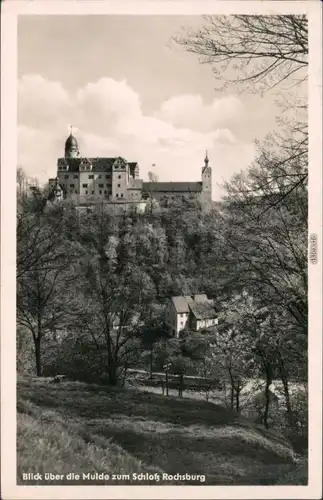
xmin=18 ymin=74 xmax=71 ymax=128
xmin=18 ymin=74 xmax=256 ymax=199
xmin=76 ymin=78 xmax=141 ymax=136
xmin=157 ymin=94 xmax=244 ymax=132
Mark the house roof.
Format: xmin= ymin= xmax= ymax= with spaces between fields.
xmin=193 ymin=294 xmax=208 ymax=303
xmin=172 ymin=296 xmax=190 ymax=313
xmin=189 ymin=301 xmax=217 ymax=320
xmin=142 ymin=182 xmax=202 ymax=193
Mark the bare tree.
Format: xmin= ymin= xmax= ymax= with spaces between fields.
xmin=173 ymin=15 xmax=308 ymax=93
xmin=17 ymin=167 xmax=28 ymax=198
xmin=17 ymin=263 xmax=76 ymax=376
xmin=173 ymin=15 xmax=308 ymax=217
xmin=17 ymin=202 xmax=81 ymax=375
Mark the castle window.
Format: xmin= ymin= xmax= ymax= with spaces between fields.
xmin=121 ymin=193 xmax=124 ymax=198
xmin=85 ymin=191 xmax=88 ymax=195
xmin=65 ymin=175 xmax=69 ymax=179
xmin=117 ymin=184 xmax=120 ymax=188
xmin=70 ymin=184 xmax=75 ymax=188
xmin=99 ymin=191 xmax=102 ymax=194
xmin=98 ymin=175 xmax=102 ymax=179
xmin=89 ymin=175 xmax=94 ymax=179
xmin=75 ymin=190 xmax=78 ymax=194
xmin=105 ymin=174 xmax=111 ymax=179
xmin=73 ymin=175 xmax=78 ymax=179
xmin=104 ymin=190 xmax=107 ymax=194
xmin=92 ymin=191 xmax=94 ymax=195
xmin=82 ymin=184 xmax=88 ymax=188
xmin=99 ymin=184 xmax=104 ymax=188
xmin=118 ymin=175 xmax=121 ymax=179
xmin=116 ymin=194 xmax=119 ymax=198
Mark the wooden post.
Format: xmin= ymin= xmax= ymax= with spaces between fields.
xmin=163 ymin=363 xmax=171 ymax=396
xmin=178 ymin=374 xmax=184 ymax=398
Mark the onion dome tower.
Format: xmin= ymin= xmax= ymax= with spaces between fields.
xmin=65 ymin=126 xmax=80 ymax=159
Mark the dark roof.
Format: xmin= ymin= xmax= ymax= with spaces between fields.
xmin=142 ymin=182 xmax=202 ymax=193
xmin=57 ymin=157 xmax=138 ymax=173
xmin=172 ymin=296 xmax=190 ymax=313
xmin=189 ymin=301 xmax=217 ymax=320
xmin=90 ymin=157 xmax=115 ymax=171
xmin=65 ymin=134 xmax=78 ymax=150
xmin=193 ymin=294 xmax=208 ymax=303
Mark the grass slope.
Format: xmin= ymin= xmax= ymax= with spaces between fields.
xmin=17 ymin=376 xmax=307 ymax=486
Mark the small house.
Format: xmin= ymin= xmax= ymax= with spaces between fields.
xmin=164 ymin=294 xmax=218 ymax=337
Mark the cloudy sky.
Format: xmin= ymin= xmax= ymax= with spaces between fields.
xmin=18 ymin=15 xmax=280 ymax=200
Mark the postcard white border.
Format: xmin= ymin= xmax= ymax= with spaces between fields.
xmin=1 ymin=1 xmax=322 ymax=499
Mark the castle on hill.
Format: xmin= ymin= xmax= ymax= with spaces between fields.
xmin=49 ymin=129 xmax=212 ymax=208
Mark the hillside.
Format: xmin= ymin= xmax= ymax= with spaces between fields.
xmin=17 ymin=376 xmax=307 ymax=486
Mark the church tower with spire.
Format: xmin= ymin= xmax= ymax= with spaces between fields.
xmin=201 ymin=151 xmax=212 ymax=203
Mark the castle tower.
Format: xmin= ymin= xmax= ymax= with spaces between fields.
xmin=65 ymin=127 xmax=80 ymax=159
xmin=112 ymin=157 xmax=129 ymax=201
xmin=201 ymin=151 xmax=212 ymax=202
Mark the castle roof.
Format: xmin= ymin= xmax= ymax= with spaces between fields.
xmin=65 ymin=133 xmax=78 ymax=151
xmin=57 ymin=157 xmax=138 ymax=172
xmin=90 ymin=158 xmax=115 ymax=171
xmin=142 ymin=182 xmax=202 ymax=193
